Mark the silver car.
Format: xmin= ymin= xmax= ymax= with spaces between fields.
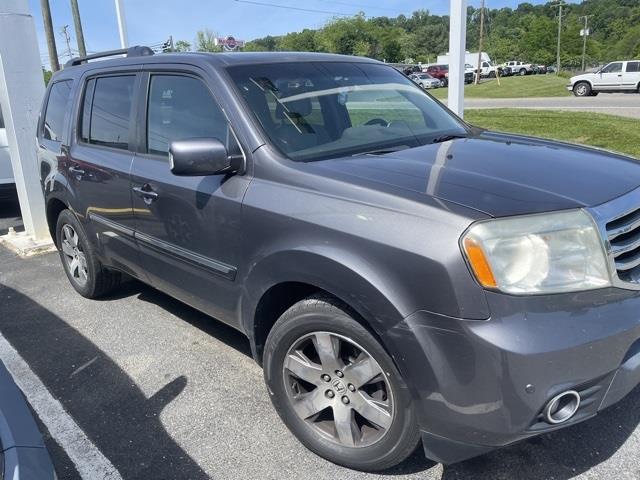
xmin=409 ymin=73 xmax=441 ymax=89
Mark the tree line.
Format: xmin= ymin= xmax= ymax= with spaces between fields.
xmin=190 ymin=0 xmax=639 ymax=68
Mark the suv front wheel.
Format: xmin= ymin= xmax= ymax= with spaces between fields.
xmin=573 ymin=82 xmax=592 ymax=97
xmin=263 ymin=295 xmax=420 ymax=471
xmin=56 ymin=209 xmax=121 ymax=298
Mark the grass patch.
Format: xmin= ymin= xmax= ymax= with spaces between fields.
xmin=465 ymin=109 xmax=640 ymax=158
xmin=431 ymin=74 xmax=571 ymax=99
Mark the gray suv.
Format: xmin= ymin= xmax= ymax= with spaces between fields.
xmin=38 ymin=47 xmax=640 ymax=471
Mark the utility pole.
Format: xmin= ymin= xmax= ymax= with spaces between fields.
xmin=114 ymin=0 xmax=128 ymax=48
xmin=579 ymin=15 xmax=592 ymax=72
xmin=61 ymin=25 xmax=72 ymax=60
xmin=475 ymin=0 xmax=485 ymax=85
xmin=552 ymin=0 xmax=566 ymax=74
xmin=39 ymin=0 xmax=60 ymax=71
xmin=70 ymin=0 xmax=87 ymax=57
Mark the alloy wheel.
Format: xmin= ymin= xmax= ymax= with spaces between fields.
xmin=60 ymin=224 xmax=88 ymax=286
xmin=282 ymin=331 xmax=394 ymax=448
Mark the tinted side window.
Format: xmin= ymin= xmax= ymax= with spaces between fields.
xmin=43 ymin=80 xmax=72 ymax=142
xmin=87 ymin=76 xmax=135 ymax=150
xmin=146 ymin=75 xmax=229 ymax=156
xmin=627 ymin=62 xmax=640 ymax=73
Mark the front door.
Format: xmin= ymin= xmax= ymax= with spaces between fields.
xmin=594 ymin=62 xmax=623 ymax=90
xmin=130 ymin=71 xmax=249 ymax=325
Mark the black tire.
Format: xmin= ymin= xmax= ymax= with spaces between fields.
xmin=488 ymin=71 xmax=496 ymax=78
xmin=55 ymin=209 xmax=121 ymax=298
xmin=590 ymin=92 xmax=599 ymax=97
xmin=263 ymin=295 xmax=420 ymax=471
xmin=573 ymin=81 xmax=591 ymax=97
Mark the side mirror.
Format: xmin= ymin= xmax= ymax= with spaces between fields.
xmin=169 ymin=138 xmax=243 ymax=176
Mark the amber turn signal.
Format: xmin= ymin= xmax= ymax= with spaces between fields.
xmin=463 ymin=237 xmax=497 ymax=289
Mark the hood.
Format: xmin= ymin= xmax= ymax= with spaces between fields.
xmin=308 ymin=132 xmax=640 ymax=217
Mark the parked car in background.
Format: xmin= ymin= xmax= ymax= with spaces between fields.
xmin=0 ymin=107 xmax=17 ymax=202
xmin=568 ymin=60 xmax=640 ymax=96
xmin=476 ymin=60 xmax=499 ymax=78
xmin=503 ymin=60 xmax=534 ymax=76
xmin=536 ymin=65 xmax=548 ymax=74
xmin=500 ymin=66 xmax=513 ymax=77
xmin=425 ymin=64 xmax=449 ymax=86
xmin=409 ymin=73 xmax=441 ymax=89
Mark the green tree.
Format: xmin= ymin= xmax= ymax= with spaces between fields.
xmin=174 ymin=40 xmax=191 ymax=52
xmin=196 ymin=29 xmax=218 ymax=52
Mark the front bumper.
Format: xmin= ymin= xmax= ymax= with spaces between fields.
xmin=566 ymin=84 xmax=574 ymax=91
xmin=383 ymin=287 xmax=640 ymax=464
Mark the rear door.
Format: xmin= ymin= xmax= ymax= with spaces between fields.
xmin=594 ymin=62 xmax=623 ymax=90
xmin=66 ymin=70 xmax=144 ymax=277
xmin=622 ymin=61 xmax=640 ymax=91
xmin=130 ymin=67 xmax=250 ymax=325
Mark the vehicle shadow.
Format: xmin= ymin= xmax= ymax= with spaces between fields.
xmin=101 ymin=279 xmax=253 ymax=358
xmin=0 ymin=283 xmax=210 ymax=480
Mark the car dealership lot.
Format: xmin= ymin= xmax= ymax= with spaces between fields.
xmin=1 ymin=215 xmax=640 ymax=479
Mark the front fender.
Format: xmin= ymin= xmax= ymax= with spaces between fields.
xmin=239 ymin=247 xmax=406 ymax=340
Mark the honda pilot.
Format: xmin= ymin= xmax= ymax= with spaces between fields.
xmin=38 ymin=47 xmax=640 ymax=471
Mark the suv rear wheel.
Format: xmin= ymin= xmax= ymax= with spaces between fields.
xmin=519 ymin=68 xmax=527 ymax=76
xmin=263 ymin=295 xmax=420 ymax=471
xmin=56 ymin=209 xmax=121 ymax=298
xmin=573 ymin=82 xmax=591 ymax=97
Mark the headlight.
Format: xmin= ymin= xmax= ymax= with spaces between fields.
xmin=461 ymin=210 xmax=611 ymax=294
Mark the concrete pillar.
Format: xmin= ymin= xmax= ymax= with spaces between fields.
xmin=448 ymin=0 xmax=467 ymax=118
xmin=0 ymin=0 xmax=50 ymax=241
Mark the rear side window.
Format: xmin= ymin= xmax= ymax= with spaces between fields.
xmin=43 ymin=80 xmax=72 ymax=142
xmin=627 ymin=62 xmax=640 ymax=73
xmin=146 ymin=75 xmax=229 ymax=156
xmin=81 ymin=75 xmax=135 ymax=150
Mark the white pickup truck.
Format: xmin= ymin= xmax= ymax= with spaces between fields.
xmin=503 ymin=60 xmax=534 ymax=76
xmin=568 ymin=60 xmax=640 ymax=96
xmin=0 ymin=108 xmax=16 ymax=201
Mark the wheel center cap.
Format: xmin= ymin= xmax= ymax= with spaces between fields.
xmin=332 ymin=379 xmax=346 ymax=394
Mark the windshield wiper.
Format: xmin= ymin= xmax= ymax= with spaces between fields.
xmin=353 ymin=146 xmax=410 ymax=156
xmin=431 ymin=133 xmax=467 ymax=144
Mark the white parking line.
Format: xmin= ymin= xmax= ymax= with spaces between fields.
xmin=0 ymin=333 xmax=122 ymax=480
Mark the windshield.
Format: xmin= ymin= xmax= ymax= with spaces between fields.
xmin=227 ymin=62 xmax=466 ymax=162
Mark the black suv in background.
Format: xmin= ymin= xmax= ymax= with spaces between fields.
xmin=38 ymin=47 xmax=640 ymax=471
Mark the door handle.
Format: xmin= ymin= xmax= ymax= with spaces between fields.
xmin=132 ymin=185 xmax=159 ymax=205
xmin=68 ymin=166 xmax=85 ymax=178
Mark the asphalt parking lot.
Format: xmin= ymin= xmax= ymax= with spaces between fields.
xmin=2 ymin=200 xmax=640 ymax=480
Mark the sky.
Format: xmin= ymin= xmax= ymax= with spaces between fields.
xmin=29 ymin=0 xmax=572 ymax=69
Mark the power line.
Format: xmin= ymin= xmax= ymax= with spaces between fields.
xmin=319 ymin=0 xmax=395 ymax=12
xmin=234 ymin=0 xmax=367 ymax=17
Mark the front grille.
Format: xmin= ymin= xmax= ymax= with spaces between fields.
xmin=606 ymin=207 xmax=640 ymax=283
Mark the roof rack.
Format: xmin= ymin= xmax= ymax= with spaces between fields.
xmin=65 ymin=45 xmax=154 ymax=68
